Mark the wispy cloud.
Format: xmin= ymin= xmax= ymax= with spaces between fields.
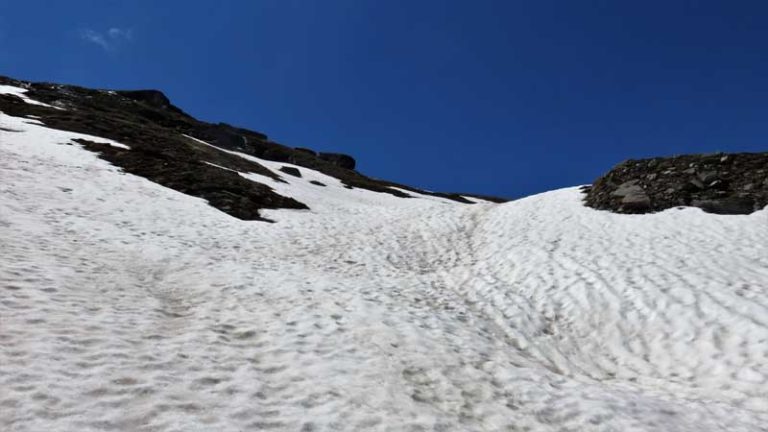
xmin=79 ymin=27 xmax=133 ymax=52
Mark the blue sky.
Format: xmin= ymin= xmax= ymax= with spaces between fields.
xmin=2 ymin=1 xmax=767 ymax=198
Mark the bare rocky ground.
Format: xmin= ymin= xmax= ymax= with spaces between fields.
xmin=584 ymin=153 xmax=768 ymax=214
xmin=0 ymin=75 xmax=504 ymax=222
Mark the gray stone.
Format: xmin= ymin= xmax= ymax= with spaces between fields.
xmin=279 ymin=166 xmax=302 ymax=177
xmin=611 ymin=180 xmax=641 ymax=197
xmin=318 ymin=153 xmax=356 ymax=170
xmin=692 ymin=197 xmax=754 ymax=215
xmin=709 ymin=179 xmax=727 ymax=189
xmin=294 ymin=147 xmax=317 ymax=157
xmin=621 ymin=191 xmax=651 ymax=211
xmin=698 ymin=171 xmax=718 ymax=183
xmin=613 ymin=181 xmax=651 ymax=211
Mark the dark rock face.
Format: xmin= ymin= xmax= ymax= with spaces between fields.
xmin=692 ymin=197 xmax=756 ymax=215
xmin=117 ymin=90 xmax=180 ymax=113
xmin=1 ymin=74 xmax=506 ymax=220
xmin=200 ymin=124 xmax=248 ymax=151
xmin=584 ymin=153 xmax=768 ymax=214
xmin=610 ymin=180 xmax=652 ymax=212
xmin=73 ymin=138 xmax=306 ymax=222
xmin=318 ymin=152 xmax=356 ymax=170
xmin=294 ymin=147 xmax=317 ymax=157
xmin=279 ymin=166 xmax=302 ymax=177
xmin=0 ymin=78 xmax=305 ymax=221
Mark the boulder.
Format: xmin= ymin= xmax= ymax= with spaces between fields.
xmin=692 ymin=197 xmax=755 ymax=215
xmin=688 ymin=178 xmax=705 ymax=190
xmin=262 ymin=146 xmax=292 ymax=162
xmin=117 ymin=90 xmax=175 ymax=111
xmin=621 ymin=190 xmax=651 ymax=212
xmin=318 ymin=152 xmax=356 ymax=170
xmin=697 ymin=171 xmax=719 ymax=184
xmin=609 ymin=181 xmax=652 ymax=212
xmin=279 ymin=166 xmax=302 ymax=177
xmin=201 ymin=124 xmax=248 ymax=151
xmin=611 ymin=180 xmax=643 ymax=197
xmin=294 ymin=147 xmax=317 ymax=157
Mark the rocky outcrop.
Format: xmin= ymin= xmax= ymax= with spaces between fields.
xmin=1 ymin=75 xmax=507 ymax=220
xmin=294 ymin=147 xmax=317 ymax=156
xmin=279 ymin=166 xmax=302 ymax=177
xmin=73 ymin=138 xmax=307 ymax=221
xmin=584 ymin=153 xmax=768 ymax=214
xmin=197 ymin=123 xmax=254 ymax=152
xmin=609 ymin=180 xmax=652 ymax=212
xmin=318 ymin=152 xmax=356 ymax=170
xmin=116 ymin=90 xmax=184 ymax=114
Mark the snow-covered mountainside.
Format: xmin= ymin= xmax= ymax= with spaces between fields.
xmin=2 ymin=83 xmax=768 ymax=432
xmin=0 ymin=76 xmax=502 ymax=223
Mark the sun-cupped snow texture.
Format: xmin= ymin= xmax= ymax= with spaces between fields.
xmin=2 ymin=105 xmax=768 ymax=431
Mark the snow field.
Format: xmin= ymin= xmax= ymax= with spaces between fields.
xmin=2 ymin=90 xmax=768 ymax=431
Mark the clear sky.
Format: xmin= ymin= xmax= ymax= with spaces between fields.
xmin=2 ymin=1 xmax=767 ymax=198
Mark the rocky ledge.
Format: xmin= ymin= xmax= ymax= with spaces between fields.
xmin=584 ymin=152 xmax=768 ymax=214
xmin=0 ymin=75 xmax=506 ymax=220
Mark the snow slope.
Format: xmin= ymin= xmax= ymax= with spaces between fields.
xmin=0 ymin=84 xmax=60 ymax=109
xmin=1 ymin=90 xmax=768 ymax=431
